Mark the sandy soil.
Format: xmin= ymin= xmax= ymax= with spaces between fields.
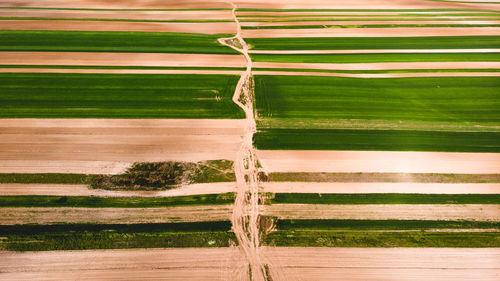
xmin=0 ymin=205 xmax=233 ymax=225
xmin=0 ymin=51 xmax=245 ymax=68
xmin=261 ymin=182 xmax=500 ymax=194
xmin=0 ymin=182 xmax=235 ymax=197
xmin=0 ymin=20 xmax=236 ymax=34
xmin=253 ymin=71 xmax=500 ymax=78
xmin=242 ymin=27 xmax=500 ymax=38
xmin=242 ymin=20 xmax=500 ymax=27
xmin=0 ymin=68 xmax=243 ymax=75
xmin=0 ymin=248 xmax=247 ymax=281
xmin=262 ymin=247 xmax=500 ymax=281
xmin=0 ymin=9 xmax=233 ymax=21
xmin=237 ymin=11 xmax=498 ymax=16
xmin=263 ymin=204 xmax=500 ymax=221
xmin=253 ymin=61 xmax=500 ymax=70
xmin=250 ymin=49 xmax=500 ymax=54
xmin=256 ymin=150 xmax=500 ymax=174
xmin=1 ymin=247 xmax=498 ymax=281
xmin=0 ymin=119 xmax=245 ymax=174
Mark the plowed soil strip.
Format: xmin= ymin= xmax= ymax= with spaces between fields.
xmin=0 ymin=182 xmax=235 ymax=197
xmin=0 ymin=248 xmax=246 ymax=281
xmin=0 ymin=119 xmax=245 ymax=173
xmin=242 ymin=27 xmax=500 ymax=37
xmin=263 ymin=204 xmax=500 ymax=221
xmin=262 ymin=182 xmax=500 ymax=194
xmin=257 ymin=150 xmax=500 ymax=174
xmin=253 ymin=61 xmax=500 ymax=70
xmin=0 ymin=206 xmax=233 ymax=225
xmin=262 ymin=247 xmax=500 ymax=281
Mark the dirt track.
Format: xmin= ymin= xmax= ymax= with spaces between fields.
xmin=1 ymin=247 xmax=499 ymax=281
xmin=257 ymin=150 xmax=500 ymax=174
xmin=0 ymin=119 xmax=245 ymax=174
xmin=262 ymin=182 xmax=500 ymax=194
xmin=263 ymin=204 xmax=500 ymax=221
xmin=0 ymin=182 xmax=235 ymax=196
xmin=0 ymin=205 xmax=233 ymax=225
xmin=253 ymin=61 xmax=500 ymax=70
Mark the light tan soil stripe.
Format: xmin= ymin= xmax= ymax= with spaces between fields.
xmin=0 ymin=182 xmax=235 ymax=197
xmin=257 ymin=150 xmax=500 ymax=174
xmin=0 ymin=119 xmax=245 ymax=174
xmin=249 ymin=49 xmax=500 ymax=54
xmin=263 ymin=204 xmax=500 ymax=221
xmin=253 ymin=61 xmax=500 ymax=70
xmin=253 ymin=71 xmax=500 ymax=77
xmin=242 ymin=20 xmax=500 ymax=27
xmin=0 ymin=20 xmax=236 ymax=34
xmin=0 ymin=9 xmax=233 ymax=21
xmin=262 ymin=182 xmax=500 ymax=194
xmin=242 ymin=27 xmax=500 ymax=38
xmin=0 ymin=52 xmax=246 ymax=68
xmin=236 ymin=11 xmax=499 ymax=16
xmin=0 ymin=206 xmax=233 ymax=225
xmin=262 ymin=247 xmax=500 ymax=281
xmin=0 ymin=68 xmax=243 ymax=75
xmin=0 ymin=248 xmax=246 ymax=281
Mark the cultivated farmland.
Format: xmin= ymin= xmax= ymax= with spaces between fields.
xmin=0 ymin=0 xmax=499 ymax=280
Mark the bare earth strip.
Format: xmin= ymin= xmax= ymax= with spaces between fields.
xmin=0 ymin=119 xmax=245 ymax=174
xmin=262 ymin=182 xmax=500 ymax=194
xmin=1 ymin=247 xmax=498 ymax=281
xmin=237 ymin=11 xmax=499 ymax=16
xmin=242 ymin=27 xmax=500 ymax=38
xmin=0 ymin=52 xmax=246 ymax=68
xmin=249 ymin=49 xmax=500 ymax=54
xmin=0 ymin=20 xmax=236 ymax=34
xmin=263 ymin=247 xmax=500 ymax=281
xmin=0 ymin=68 xmax=243 ymax=75
xmin=0 ymin=182 xmax=236 ymax=197
xmin=253 ymin=61 xmax=500 ymax=70
xmin=263 ymin=204 xmax=500 ymax=221
xmin=0 ymin=248 xmax=247 ymax=281
xmin=257 ymin=150 xmax=500 ymax=174
xmin=0 ymin=205 xmax=233 ymax=225
xmin=0 ymin=9 xmax=233 ymax=21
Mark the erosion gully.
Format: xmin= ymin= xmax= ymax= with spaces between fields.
xmin=218 ymin=3 xmax=282 ymax=281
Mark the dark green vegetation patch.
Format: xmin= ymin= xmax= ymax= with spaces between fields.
xmin=0 ymin=73 xmax=243 ymax=118
xmin=246 ymin=36 xmax=500 ymax=50
xmin=0 ymin=30 xmax=237 ymax=54
xmin=254 ymin=75 xmax=500 ymax=152
xmin=269 ymin=193 xmax=500 ymax=204
xmin=0 ymin=221 xmax=236 ymax=251
xmin=0 ymin=193 xmax=234 ymax=208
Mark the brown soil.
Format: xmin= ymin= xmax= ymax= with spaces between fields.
xmin=253 ymin=61 xmax=500 ymax=70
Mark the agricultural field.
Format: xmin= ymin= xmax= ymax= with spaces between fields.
xmin=0 ymin=0 xmax=499 ymax=281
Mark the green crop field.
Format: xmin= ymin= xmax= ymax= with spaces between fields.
xmin=246 ymin=36 xmax=500 ymax=50
xmin=0 ymin=30 xmax=237 ymax=54
xmin=251 ymin=53 xmax=500 ymax=63
xmin=0 ymin=73 xmax=244 ymax=118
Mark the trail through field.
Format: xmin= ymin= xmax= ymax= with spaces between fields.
xmin=219 ymin=2 xmax=278 ymax=281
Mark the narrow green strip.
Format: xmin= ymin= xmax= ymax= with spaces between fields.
xmin=253 ymin=68 xmax=500 ymax=74
xmin=269 ymin=193 xmax=500 ymax=204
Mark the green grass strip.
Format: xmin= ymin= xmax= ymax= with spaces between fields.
xmin=0 ymin=193 xmax=235 ymax=208
xmin=0 ymin=173 xmax=88 ymax=184
xmin=0 ymin=73 xmax=244 ymax=119
xmin=251 ymin=53 xmax=500 ymax=63
xmin=0 ymin=30 xmax=237 ymax=54
xmin=264 ymin=231 xmax=500 ymax=247
xmin=243 ymin=24 xmax=500 ymax=29
xmin=0 ymin=222 xmax=235 ymax=251
xmin=254 ymin=129 xmax=500 ymax=152
xmin=0 ymin=17 xmax=233 ymax=23
xmin=275 ymin=219 xmax=500 ymax=230
xmin=267 ymin=172 xmax=500 ymax=183
xmin=269 ymin=193 xmax=500 ymax=204
xmin=246 ymin=36 xmax=500 ymax=50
